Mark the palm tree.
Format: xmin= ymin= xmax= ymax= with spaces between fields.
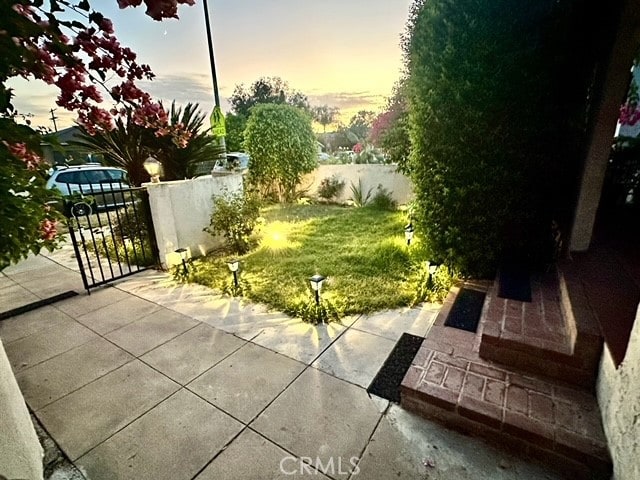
xmin=73 ymin=102 xmax=222 ymax=185
xmin=312 ymin=105 xmax=339 ymax=133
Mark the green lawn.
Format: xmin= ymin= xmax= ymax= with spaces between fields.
xmin=192 ymin=203 xmax=437 ymax=315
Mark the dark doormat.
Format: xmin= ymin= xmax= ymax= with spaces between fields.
xmin=498 ymin=266 xmax=532 ymax=302
xmin=367 ymin=333 xmax=424 ymax=403
xmin=0 ymin=290 xmax=78 ymax=321
xmin=443 ymin=287 xmax=486 ymax=332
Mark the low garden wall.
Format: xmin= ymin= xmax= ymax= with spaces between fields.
xmin=302 ymin=164 xmax=413 ymax=204
xmin=146 ymin=173 xmax=243 ymax=267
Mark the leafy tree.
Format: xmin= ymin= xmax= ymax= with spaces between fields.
xmin=312 ymin=105 xmax=340 ymax=133
xmin=370 ymin=80 xmax=411 ymax=171
xmin=224 ymin=112 xmax=247 ymax=152
xmin=0 ymin=0 xmax=195 ymax=270
xmin=405 ymin=0 xmax=595 ymax=276
xmin=230 ymin=77 xmax=310 ymax=117
xmin=347 ymin=110 xmax=376 ymax=142
xmin=244 ymin=104 xmax=317 ymax=201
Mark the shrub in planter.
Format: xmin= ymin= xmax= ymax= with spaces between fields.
xmin=317 ymin=175 xmax=345 ymax=202
xmin=204 ymin=190 xmax=262 ymax=254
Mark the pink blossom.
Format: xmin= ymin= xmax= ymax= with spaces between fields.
xmin=353 ymin=143 xmax=363 ymax=154
xmin=40 ymin=219 xmax=58 ymax=241
xmin=3 ymin=142 xmax=42 ymax=169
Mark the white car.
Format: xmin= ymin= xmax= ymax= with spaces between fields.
xmin=213 ymin=152 xmax=250 ymax=172
xmin=46 ymin=164 xmax=131 ymax=212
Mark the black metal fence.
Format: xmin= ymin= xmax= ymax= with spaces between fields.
xmin=64 ymin=182 xmax=159 ymax=292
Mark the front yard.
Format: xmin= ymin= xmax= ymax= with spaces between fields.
xmin=191 ymin=203 xmax=450 ymax=316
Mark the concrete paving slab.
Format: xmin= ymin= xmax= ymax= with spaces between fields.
xmin=36 ymin=360 xmax=179 ymax=460
xmin=311 ymin=328 xmax=396 ymax=388
xmin=2 ymin=253 xmax=56 ymax=275
xmin=19 ymin=272 xmax=83 ymax=299
xmin=352 ymin=304 xmax=440 ymax=341
xmin=7 ymin=262 xmax=73 ymax=284
xmin=188 ymin=342 xmax=306 ymax=423
xmin=251 ymin=368 xmax=382 ymax=479
xmin=0 ymin=274 xmax=14 ymax=290
xmin=75 ymin=295 xmax=161 ymax=335
xmin=16 ymin=337 xmax=133 ymax=410
xmin=4 ymin=319 xmax=98 ymax=374
xmin=355 ymin=404 xmax=563 ymax=480
xmin=76 ymin=389 xmax=244 ymax=480
xmin=249 ymin=321 xmax=346 ymax=365
xmin=0 ymin=306 xmax=75 ymax=344
xmin=105 ymin=308 xmax=199 ymax=356
xmin=195 ymin=428 xmax=332 ymax=480
xmin=0 ymin=283 xmax=40 ymax=312
xmin=141 ymin=323 xmax=246 ymax=384
xmin=55 ymin=286 xmax=132 ymax=317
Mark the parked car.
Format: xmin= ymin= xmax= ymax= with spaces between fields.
xmin=213 ymin=152 xmax=250 ymax=172
xmin=46 ymin=164 xmax=131 ymax=214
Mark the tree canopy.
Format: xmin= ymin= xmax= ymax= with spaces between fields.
xmin=244 ymin=103 xmax=317 ymax=201
xmin=230 ymin=77 xmax=310 ymax=118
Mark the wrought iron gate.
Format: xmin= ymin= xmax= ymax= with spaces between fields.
xmin=65 ymin=182 xmax=160 ymax=292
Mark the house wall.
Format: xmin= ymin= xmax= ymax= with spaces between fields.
xmin=597 ymin=302 xmax=640 ymax=480
xmin=0 ymin=339 xmax=43 ymax=479
xmin=301 ymin=164 xmax=414 ymax=204
xmin=145 ymin=174 xmax=244 ymax=267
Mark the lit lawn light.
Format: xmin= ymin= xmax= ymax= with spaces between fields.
xmin=143 ymin=156 xmax=161 ymax=183
xmin=404 ymin=222 xmax=415 ymax=246
xmin=175 ymin=248 xmax=189 ymax=275
xmin=309 ymin=274 xmax=326 ymax=305
xmin=227 ymin=259 xmax=240 ymax=287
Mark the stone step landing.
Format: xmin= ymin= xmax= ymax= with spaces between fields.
xmin=479 ymin=269 xmax=602 ymax=389
xmin=401 ymin=285 xmax=611 ymax=479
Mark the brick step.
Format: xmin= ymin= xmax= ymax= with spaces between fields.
xmin=479 ymin=270 xmax=602 ymax=389
xmin=400 ymin=293 xmax=612 ymax=478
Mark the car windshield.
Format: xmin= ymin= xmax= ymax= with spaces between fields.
xmin=55 ymin=169 xmax=128 ymax=186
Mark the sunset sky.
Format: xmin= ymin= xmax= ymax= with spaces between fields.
xmin=9 ymin=0 xmax=413 ymax=131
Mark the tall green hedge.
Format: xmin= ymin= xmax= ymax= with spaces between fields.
xmin=405 ymin=0 xmax=594 ymax=276
xmin=244 ymin=103 xmax=317 ymax=201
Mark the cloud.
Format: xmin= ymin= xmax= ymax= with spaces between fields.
xmin=307 ymin=91 xmax=385 ymax=110
xmin=139 ymin=73 xmax=216 ymax=108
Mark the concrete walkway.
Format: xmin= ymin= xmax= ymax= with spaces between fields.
xmin=0 ymin=253 xmax=564 ymax=480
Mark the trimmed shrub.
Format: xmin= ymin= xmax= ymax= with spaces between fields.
xmin=244 ymin=103 xmax=317 ymax=201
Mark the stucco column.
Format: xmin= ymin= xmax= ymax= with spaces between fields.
xmin=0 ymin=339 xmax=43 ymax=479
xmin=570 ymin=2 xmax=640 ymax=251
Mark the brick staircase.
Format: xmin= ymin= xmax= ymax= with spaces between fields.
xmin=400 ymin=274 xmax=612 ymax=478
xmin=479 ymin=268 xmax=603 ymax=389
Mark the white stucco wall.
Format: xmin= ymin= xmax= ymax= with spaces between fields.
xmin=146 ymin=174 xmax=244 ymax=267
xmin=0 ymin=339 xmax=43 ymax=480
xmin=302 ymin=164 xmax=413 ymax=204
xmin=597 ymin=303 xmax=640 ymax=480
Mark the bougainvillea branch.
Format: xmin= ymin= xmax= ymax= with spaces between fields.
xmin=0 ymin=0 xmax=197 ymax=269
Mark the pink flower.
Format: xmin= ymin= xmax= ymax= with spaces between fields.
xmin=40 ymin=219 xmax=58 ymax=241
xmin=3 ymin=142 xmax=42 ymax=169
xmin=353 ymin=143 xmax=363 ymax=154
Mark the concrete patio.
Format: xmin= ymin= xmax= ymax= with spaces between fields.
xmin=1 ymin=253 xmax=566 ymax=480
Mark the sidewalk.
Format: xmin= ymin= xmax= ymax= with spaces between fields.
xmin=1 ymin=254 xmax=565 ymax=480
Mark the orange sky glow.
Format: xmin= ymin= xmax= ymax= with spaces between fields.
xmin=10 ymin=0 xmax=413 ymax=131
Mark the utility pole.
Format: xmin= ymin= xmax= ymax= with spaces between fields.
xmin=49 ymin=108 xmax=58 ymax=132
xmin=201 ymin=0 xmax=227 ymax=176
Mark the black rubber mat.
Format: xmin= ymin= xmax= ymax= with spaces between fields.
xmin=498 ymin=266 xmax=532 ymax=302
xmin=0 ymin=290 xmax=78 ymax=321
xmin=367 ymin=333 xmax=424 ymax=403
xmin=443 ymin=287 xmax=486 ymax=332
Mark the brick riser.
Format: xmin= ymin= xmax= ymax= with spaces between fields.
xmin=401 ymin=390 xmax=611 ymax=479
xmin=400 ymin=284 xmax=612 ymax=479
xmin=478 ymin=269 xmax=603 ymax=390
